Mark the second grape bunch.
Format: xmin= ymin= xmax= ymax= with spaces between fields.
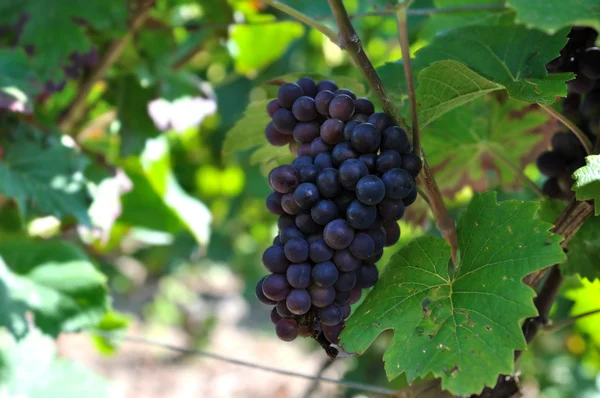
xmin=257 ymin=77 xmax=422 ymax=354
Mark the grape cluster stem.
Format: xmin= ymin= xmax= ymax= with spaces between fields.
xmin=540 ymin=104 xmax=593 ymax=154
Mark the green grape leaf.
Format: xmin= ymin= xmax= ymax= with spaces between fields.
xmin=565 ymin=279 xmax=600 ymax=347
xmin=0 ymin=48 xmax=40 ymax=113
xmin=340 ymin=192 xmax=566 ymax=396
xmin=0 ymin=239 xmax=109 ymax=337
xmin=0 ymin=279 xmax=28 ymax=340
xmin=0 ymin=122 xmax=92 ymax=226
xmin=536 ymin=198 xmax=566 ymax=223
xmin=0 ymin=329 xmax=109 ymax=398
xmin=230 ymin=21 xmax=304 ymax=75
xmin=422 ymin=96 xmax=548 ymax=193
xmin=0 ymin=0 xmax=126 ymax=82
xmin=563 ymin=217 xmax=600 ymax=281
xmin=222 ymin=100 xmax=271 ymax=161
xmin=379 ymin=25 xmax=572 ymax=109
xmin=507 ymin=0 xmax=600 ymax=34
xmin=573 ymin=155 xmax=600 ymax=215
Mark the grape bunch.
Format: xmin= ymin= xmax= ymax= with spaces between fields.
xmin=540 ymin=27 xmax=599 ymax=199
xmin=256 ymin=77 xmax=421 ymax=353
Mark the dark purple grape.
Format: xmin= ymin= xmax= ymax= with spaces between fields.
xmin=317 ymin=80 xmax=338 ymax=93
xmin=402 ymin=153 xmax=423 ymax=177
xmin=320 ymin=118 xmax=345 ymax=144
xmin=314 ymin=153 xmax=334 ymax=169
xmin=292 ymin=96 xmax=317 ymax=122
xmin=265 ymin=122 xmax=290 ymax=146
xmin=349 ymin=232 xmax=375 ymax=260
xmin=267 ymin=99 xmax=281 ymax=117
xmin=334 ymin=88 xmax=357 ymax=99
xmin=542 ymin=177 xmax=563 ymax=198
xmin=334 ymin=271 xmax=357 ymax=292
xmin=382 ymin=168 xmax=414 ymax=199
xmin=309 ymin=137 xmax=333 ymax=156
xmin=359 ymin=153 xmax=377 ymax=173
xmin=309 ymin=239 xmax=334 ymax=262
xmin=256 ymin=277 xmax=277 ymax=305
xmin=297 ymin=77 xmax=317 ymax=97
xmin=280 ymin=225 xmax=304 ymax=243
xmin=580 ymin=48 xmax=600 ymax=79
xmin=383 ymin=220 xmax=400 ymax=246
xmin=356 ymin=175 xmax=386 ymax=205
xmin=343 ymin=120 xmax=361 ymax=141
xmin=351 ymin=123 xmax=381 ymax=153
xmin=333 ymin=249 xmax=361 ymax=272
xmin=278 ymin=82 xmax=304 ymax=109
xmin=298 ymin=165 xmax=320 ymax=183
xmin=334 ymin=190 xmax=356 ymax=214
xmin=291 ymin=155 xmax=313 ymax=169
xmin=281 ymin=193 xmax=302 ymax=215
xmin=298 ymin=144 xmax=311 ymax=157
xmin=376 ymin=150 xmax=403 ymax=174
xmin=276 ymin=318 xmax=299 ymax=341
xmin=262 ymin=245 xmax=290 ymax=273
xmin=309 ymin=285 xmax=336 ymax=307
xmin=536 ymin=151 xmax=569 ymax=177
xmin=356 ymin=264 xmax=379 ymax=288
xmin=272 ymin=108 xmax=297 ymax=134
xmin=366 ymin=228 xmax=386 ymax=251
xmin=342 ymin=303 xmax=351 ymax=319
xmin=329 ymin=94 xmax=355 ymax=121
xmin=276 ymin=300 xmax=294 ymax=318
xmin=346 ymin=200 xmax=377 ymax=230
xmin=322 ymin=322 xmax=344 ymax=344
xmin=323 ymin=219 xmax=355 ymax=250
xmin=381 ymin=126 xmax=411 ymax=154
xmin=315 ymin=90 xmax=335 ymax=116
xmin=364 ymin=247 xmax=384 ymax=263
xmin=403 ymin=188 xmax=418 ymax=206
xmin=348 ymin=286 xmax=362 ymax=304
xmin=335 ymin=290 xmax=351 ymax=304
xmin=332 ymin=142 xmax=359 ymax=166
xmin=354 ymin=98 xmax=375 ymax=115
xmin=273 ymin=235 xmax=282 ymax=246
xmin=262 ymin=274 xmax=291 ymax=301
xmin=284 ymin=237 xmax=309 ymax=263
xmin=268 ymin=165 xmax=299 ymax=193
xmin=266 ymin=192 xmax=284 ymax=215
xmin=311 ymin=199 xmax=338 ymax=225
xmin=378 ymin=199 xmax=405 ymax=221
xmin=319 ymin=303 xmax=344 ymax=326
xmin=295 ymin=212 xmax=322 ymax=234
xmin=551 ymin=132 xmax=586 ymax=161
xmin=293 ymin=121 xmax=320 ymax=144
xmin=270 ymin=307 xmax=282 ymax=324
xmin=368 ymin=112 xmax=395 ymax=131
xmin=286 ymin=289 xmax=311 ymax=315
xmin=339 ymin=159 xmax=369 ymax=190
xmin=312 ymin=261 xmax=339 ymax=287
xmin=316 ymin=168 xmax=343 ymax=198
xmin=293 ymin=182 xmax=320 ymax=209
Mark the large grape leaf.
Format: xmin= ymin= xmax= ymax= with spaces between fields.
xmin=340 ymin=192 xmax=566 ymax=396
xmin=573 ymin=155 xmax=600 ymax=216
xmin=423 ymin=97 xmax=548 ymax=193
xmin=0 ymin=239 xmax=109 ymax=337
xmin=0 ymin=122 xmax=92 ymax=225
xmin=564 ymin=279 xmax=600 ymax=347
xmin=0 ymin=329 xmax=108 ymax=398
xmin=507 ymin=0 xmax=600 ymax=34
xmin=0 ymin=0 xmax=126 ymax=82
xmin=379 ymin=25 xmax=572 ymax=112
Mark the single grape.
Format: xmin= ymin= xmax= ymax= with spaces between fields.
xmin=272 ymin=108 xmax=297 ymax=134
xmin=348 ymin=286 xmax=362 ymax=304
xmin=359 ymin=153 xmax=377 ymax=173
xmin=262 ymin=274 xmax=291 ymax=301
xmin=278 ymin=82 xmax=304 ymax=109
xmin=309 ymin=239 xmax=334 ymax=262
xmin=383 ymin=220 xmax=401 ymax=246
xmin=333 ymin=249 xmax=361 ymax=272
xmin=323 ymin=219 xmax=355 ymax=249
xmin=265 ymin=122 xmax=291 ymax=146
xmin=268 ymin=165 xmax=299 ymax=193
xmin=343 ymin=120 xmax=361 ymax=141
xmin=402 ymin=153 xmax=423 ymax=178
xmin=367 ymin=112 xmax=395 ymax=132
xmin=333 ymin=190 xmax=356 ymax=214
xmin=314 ymin=152 xmax=334 ymax=170
xmin=536 ymin=151 xmax=569 ymax=177
xmin=293 ymin=182 xmax=320 ymax=209
xmin=332 ymin=142 xmax=359 ymax=166
xmin=334 ymin=271 xmax=357 ymax=292
xmin=280 ymin=225 xmax=304 ymax=244
xmin=354 ymin=98 xmax=375 ymax=115
xmin=311 ymin=199 xmax=338 ymax=225
xmin=281 ymin=193 xmax=302 ymax=215
xmin=316 ymin=80 xmax=338 ymax=93
xmin=267 ymin=99 xmax=281 ymax=117
xmin=551 ymin=132 xmax=586 ymax=161
xmin=270 ymin=307 xmax=282 ymax=324
xmin=334 ymin=88 xmax=357 ymax=99
xmin=298 ymin=144 xmax=311 ymax=157
xmin=364 ymin=247 xmax=384 ymax=263
xmin=262 ymin=245 xmax=290 ymax=273
xmin=316 ymin=168 xmax=343 ymax=198
xmin=286 ymin=289 xmax=311 ymax=315
xmin=284 ymin=237 xmax=309 ymax=263
xmin=292 ymin=96 xmax=318 ymax=122
xmin=381 ymin=126 xmax=411 ymax=154
xmin=309 ymin=285 xmax=336 ymax=307
xmin=346 ymin=200 xmax=377 ymax=230
xmin=273 ymin=235 xmax=282 ymax=246
xmin=320 ymin=118 xmax=345 ymax=144
xmin=276 ymin=300 xmax=294 ymax=318
xmin=266 ymin=192 xmax=284 ymax=215
xmin=366 ymin=227 xmax=386 ymax=251
xmin=403 ymin=187 xmax=418 ymax=206
xmin=382 ymin=168 xmax=414 ymax=199
xmin=276 ymin=318 xmax=299 ymax=341
xmin=298 ymin=164 xmax=320 ymax=183
xmin=339 ymin=159 xmax=369 ymax=190
xmin=356 ymin=264 xmax=379 ymax=288
xmin=315 ymin=90 xmax=335 ymax=116
xmin=319 ymin=303 xmax=344 ymax=326
xmin=293 ymin=121 xmax=321 ymax=144
xmin=312 ymin=261 xmax=339 ymax=287
xmin=291 ymin=155 xmax=313 ymax=169
xmin=542 ymin=177 xmax=562 ymax=198
xmin=329 ymin=94 xmax=355 ymax=121
xmin=349 ymin=232 xmax=375 ymax=260
xmin=378 ymin=199 xmax=405 ymax=221
xmin=351 ymin=123 xmax=381 ymax=153
xmin=309 ymin=137 xmax=333 ymax=156
xmin=256 ymin=276 xmax=277 ymax=305
xmin=297 ymin=77 xmax=317 ymax=97
xmin=356 ymin=175 xmax=386 ymax=205
xmin=295 ymin=212 xmax=322 ymax=234
xmin=376 ymin=150 xmax=403 ymax=174
xmin=322 ymin=322 xmax=344 ymax=344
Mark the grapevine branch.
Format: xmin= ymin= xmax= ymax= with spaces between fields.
xmin=543 ymin=307 xmax=600 ymax=332
xmin=540 ymin=104 xmax=593 ymax=154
